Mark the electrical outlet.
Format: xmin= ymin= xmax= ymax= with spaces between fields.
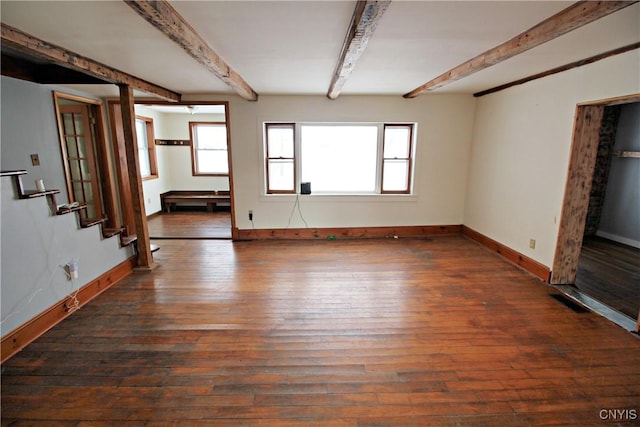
xmin=249 ymin=210 xmax=253 ymax=221
xmin=529 ymin=239 xmax=536 ymax=249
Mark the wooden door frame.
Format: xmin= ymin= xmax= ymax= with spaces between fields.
xmin=108 ymin=100 xmax=237 ymax=240
xmin=53 ymin=92 xmax=118 ymax=229
xmin=551 ymin=93 xmax=640 ymax=331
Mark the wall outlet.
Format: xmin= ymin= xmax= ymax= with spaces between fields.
xmin=249 ymin=210 xmax=253 ymax=221
xmin=529 ymin=239 xmax=536 ymax=249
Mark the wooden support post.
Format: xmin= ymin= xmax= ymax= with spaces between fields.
xmin=551 ymin=105 xmax=604 ymax=284
xmin=118 ymin=84 xmax=155 ymax=269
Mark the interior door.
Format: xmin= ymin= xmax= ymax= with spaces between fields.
xmin=59 ymin=105 xmax=103 ymax=220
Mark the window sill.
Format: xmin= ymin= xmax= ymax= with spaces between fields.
xmin=260 ymin=193 xmax=417 ymax=203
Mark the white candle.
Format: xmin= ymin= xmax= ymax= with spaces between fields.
xmin=35 ymin=179 xmax=45 ymax=192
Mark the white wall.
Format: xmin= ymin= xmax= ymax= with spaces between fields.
xmin=1 ymin=76 xmax=133 ymax=336
xmin=597 ymin=102 xmax=640 ymax=247
xmin=464 ymin=51 xmax=640 ymax=268
xmin=134 ymin=108 xmax=230 ymax=215
xmin=182 ymin=94 xmax=476 ymax=230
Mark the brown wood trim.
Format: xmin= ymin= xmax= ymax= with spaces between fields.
xmin=236 ymin=224 xmax=462 ymax=241
xmin=1 ymin=257 xmax=136 ymax=364
xmin=124 ymin=0 xmax=257 ymax=101
xmin=1 ymin=23 xmax=180 ymax=102
xmin=462 ymin=226 xmax=551 ymax=282
xmin=404 ymin=1 xmax=637 ymax=97
xmin=474 ymin=42 xmax=640 ymax=97
xmin=327 ymin=0 xmax=391 ymax=100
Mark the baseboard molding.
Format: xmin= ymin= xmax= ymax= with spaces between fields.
xmin=1 ymin=257 xmax=136 ymax=364
xmin=462 ymin=226 xmax=551 ymax=282
xmin=595 ymin=230 xmax=640 ymax=249
xmin=236 ymin=224 xmax=462 ymax=241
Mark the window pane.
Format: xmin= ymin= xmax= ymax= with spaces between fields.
xmin=268 ymin=159 xmax=294 ymax=191
xmin=197 ymin=151 xmax=228 ymax=174
xmin=384 ymin=127 xmax=411 ymax=158
xmin=382 ymin=159 xmax=409 ymax=192
xmin=65 ymin=137 xmax=78 ymax=158
xmin=79 ymin=159 xmax=91 ymax=180
xmin=69 ymin=160 xmax=81 ymax=181
xmin=135 ymin=120 xmax=148 ymax=149
xmin=301 ymin=125 xmax=377 ymax=192
xmin=195 ymin=125 xmax=227 ymax=150
xmin=76 ymin=137 xmax=87 ymax=158
xmin=72 ymin=182 xmax=84 ymax=202
xmin=267 ymin=126 xmax=294 ymax=158
xmin=138 ymin=149 xmax=151 ymax=177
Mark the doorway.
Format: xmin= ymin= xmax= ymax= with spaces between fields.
xmin=108 ymin=101 xmax=235 ymax=240
xmin=552 ymin=94 xmax=640 ymax=332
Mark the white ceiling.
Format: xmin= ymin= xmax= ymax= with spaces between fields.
xmin=1 ymin=1 xmax=638 ymax=100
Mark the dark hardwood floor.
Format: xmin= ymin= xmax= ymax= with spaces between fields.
xmin=2 ymin=236 xmax=639 ymax=425
xmin=148 ymin=209 xmax=232 ymax=239
xmin=576 ymin=236 xmax=640 ymax=319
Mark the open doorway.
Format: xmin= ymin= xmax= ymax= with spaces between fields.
xmin=577 ymin=102 xmax=639 ymax=320
xmin=552 ymin=95 xmax=640 ymax=332
xmin=108 ymin=101 xmax=235 ymax=240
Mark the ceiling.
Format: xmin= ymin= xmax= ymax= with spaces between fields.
xmin=1 ymin=1 xmax=638 ymax=100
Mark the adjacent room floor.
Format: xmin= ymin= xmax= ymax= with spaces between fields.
xmin=2 ymin=236 xmax=639 ymax=425
xmin=576 ymin=235 xmax=640 ymax=320
xmin=147 ymin=209 xmax=232 ymax=239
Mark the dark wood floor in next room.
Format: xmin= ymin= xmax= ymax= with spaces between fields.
xmin=2 ymin=236 xmax=639 ymax=426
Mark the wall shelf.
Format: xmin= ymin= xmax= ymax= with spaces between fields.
xmin=19 ymin=189 xmax=60 ymax=199
xmin=56 ymin=204 xmax=87 ymax=216
xmin=0 ymin=170 xmax=28 ymax=177
xmin=613 ymin=150 xmax=640 ymax=158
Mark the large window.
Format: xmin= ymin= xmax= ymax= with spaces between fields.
xmin=190 ymin=122 xmax=229 ymax=176
xmin=135 ymin=116 xmax=158 ymax=180
xmin=264 ymin=122 xmax=415 ymax=194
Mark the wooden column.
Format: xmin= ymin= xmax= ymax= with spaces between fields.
xmin=117 ymin=84 xmax=155 ymax=269
xmin=551 ymin=105 xmax=604 ymax=284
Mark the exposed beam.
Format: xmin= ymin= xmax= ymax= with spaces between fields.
xmin=474 ymin=42 xmax=640 ymax=97
xmin=404 ymin=1 xmax=638 ymax=98
xmin=1 ymin=53 xmax=107 ymax=85
xmin=125 ymin=0 xmax=258 ymax=102
xmin=327 ymin=0 xmax=391 ymax=100
xmin=1 ymin=23 xmax=181 ymax=102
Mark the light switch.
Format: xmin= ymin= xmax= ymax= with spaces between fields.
xmin=30 ymin=154 xmax=40 ymax=166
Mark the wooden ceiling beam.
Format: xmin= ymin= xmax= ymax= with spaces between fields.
xmin=404 ymin=0 xmax=638 ymax=98
xmin=474 ymin=42 xmax=640 ymax=97
xmin=327 ymin=0 xmax=391 ymax=100
xmin=125 ymin=0 xmax=258 ymax=102
xmin=1 ymin=23 xmax=181 ymax=102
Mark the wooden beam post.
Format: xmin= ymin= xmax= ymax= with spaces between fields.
xmin=124 ymin=0 xmax=258 ymax=102
xmin=327 ymin=0 xmax=391 ymax=100
xmin=404 ymin=1 xmax=637 ymax=97
xmin=1 ymin=23 xmax=181 ymax=102
xmin=551 ymin=105 xmax=604 ymax=284
xmin=118 ymin=84 xmax=155 ymax=270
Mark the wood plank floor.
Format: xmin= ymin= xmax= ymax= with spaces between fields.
xmin=148 ymin=210 xmax=232 ymax=239
xmin=2 ymin=236 xmax=639 ymax=426
xmin=576 ymin=236 xmax=640 ymax=319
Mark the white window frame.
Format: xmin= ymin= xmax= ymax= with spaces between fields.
xmin=264 ymin=122 xmax=416 ymax=195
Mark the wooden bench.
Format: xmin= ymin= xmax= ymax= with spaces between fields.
xmin=160 ymin=190 xmax=230 ymax=213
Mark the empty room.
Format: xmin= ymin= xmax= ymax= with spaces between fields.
xmin=1 ymin=1 xmax=639 ymax=425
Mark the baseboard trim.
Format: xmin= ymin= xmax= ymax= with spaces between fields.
xmin=1 ymin=257 xmax=136 ymax=364
xmin=236 ymin=224 xmax=462 ymax=241
xmin=462 ymin=226 xmax=551 ymax=282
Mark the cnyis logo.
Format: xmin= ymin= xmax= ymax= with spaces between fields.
xmin=599 ymin=408 xmax=638 ymax=421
